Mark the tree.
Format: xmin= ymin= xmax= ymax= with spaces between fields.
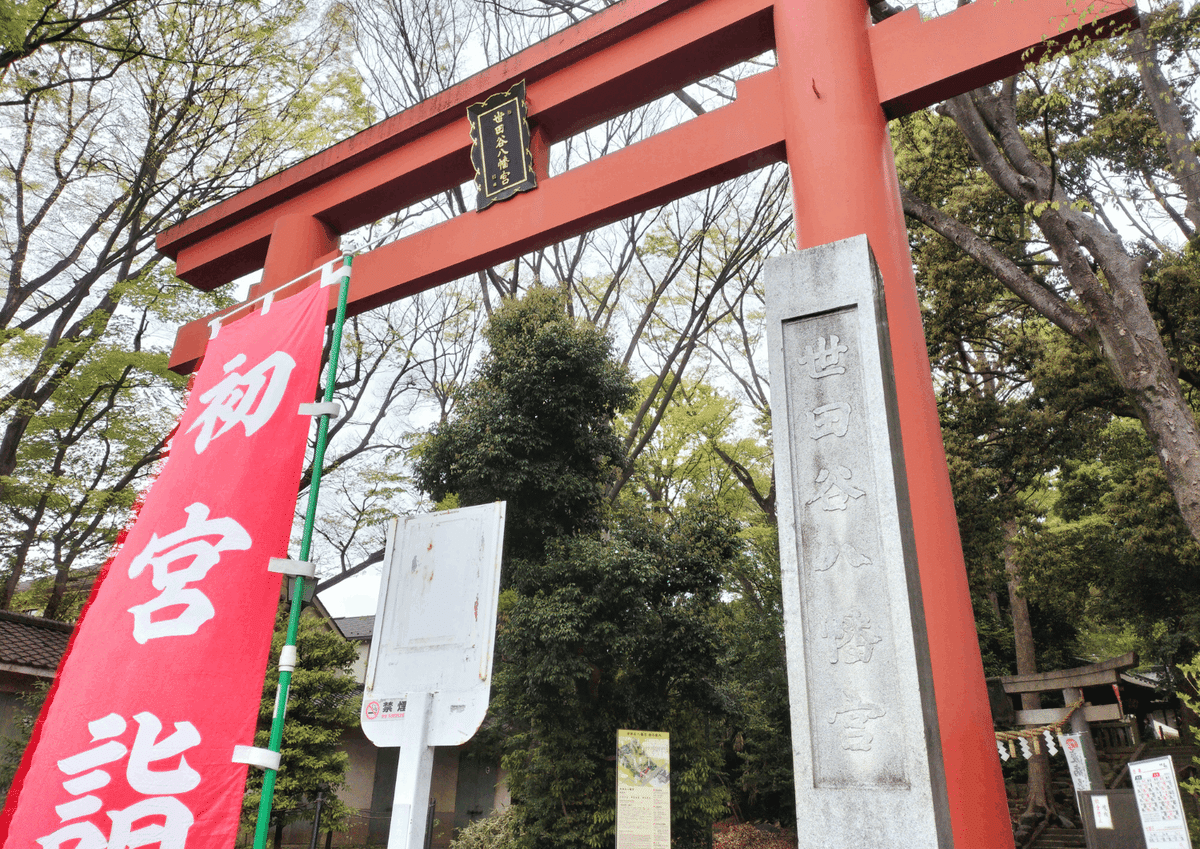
xmin=898 ymin=1 xmax=1200 ymax=546
xmin=414 ymin=286 xmax=636 ymax=561
xmin=1 ymin=0 xmax=149 ymax=100
xmin=241 ymin=612 xmax=361 ymax=847
xmin=1017 ymin=417 xmax=1200 ymax=669
xmin=414 ymin=289 xmax=734 ymax=849
xmin=0 ymin=278 xmax=203 ymax=614
xmin=0 ymin=681 xmax=48 ymax=805
xmin=0 ymin=0 xmax=371 ymax=606
xmin=910 ymin=223 xmax=1116 ymax=816
xmin=713 ymin=527 xmax=792 ymax=827
xmin=897 ymin=11 xmax=1200 ymax=811
xmin=616 ymin=377 xmax=789 ymax=823
xmin=496 ymin=506 xmax=733 ymax=849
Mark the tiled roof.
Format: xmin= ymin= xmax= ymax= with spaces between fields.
xmin=334 ymin=615 xmax=376 ymax=641
xmin=0 ymin=611 xmax=72 ymax=674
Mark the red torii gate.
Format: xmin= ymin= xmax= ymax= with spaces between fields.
xmin=157 ymin=0 xmax=1136 ymax=845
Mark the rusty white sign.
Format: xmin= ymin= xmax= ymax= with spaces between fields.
xmin=361 ymin=502 xmax=506 ymax=747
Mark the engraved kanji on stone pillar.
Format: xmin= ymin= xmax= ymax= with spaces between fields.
xmin=766 ymin=235 xmax=950 ymax=846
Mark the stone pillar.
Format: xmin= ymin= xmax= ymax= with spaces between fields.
xmin=771 ymin=1 xmax=1011 ymax=845
xmin=767 ymin=236 xmax=950 ymax=848
xmin=1063 ymin=687 xmax=1105 ymax=790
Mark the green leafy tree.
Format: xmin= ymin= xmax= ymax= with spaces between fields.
xmin=415 ymin=288 xmax=733 ymax=849
xmin=242 ymin=612 xmax=361 ymax=846
xmin=497 ymin=506 xmax=733 ymax=849
xmin=0 ymin=0 xmax=373 ymax=607
xmin=0 ymin=680 xmax=48 ymax=805
xmin=903 ymin=161 xmax=1131 ymax=815
xmin=898 ymin=1 xmax=1200 ymax=548
xmin=1018 ymin=418 xmax=1200 ymax=669
xmin=414 ymin=286 xmax=636 ymax=561
xmin=0 ymin=0 xmax=146 ymax=93
xmin=0 ymin=281 xmax=205 ymax=615
xmin=713 ymin=529 xmax=791 ymax=827
xmin=618 ymin=378 xmax=789 ymax=825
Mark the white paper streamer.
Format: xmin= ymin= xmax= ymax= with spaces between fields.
xmin=1043 ymin=730 xmax=1058 ymax=756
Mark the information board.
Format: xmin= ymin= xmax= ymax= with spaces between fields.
xmin=1130 ymin=755 xmax=1193 ymax=849
xmin=617 ymin=730 xmax=670 ymax=849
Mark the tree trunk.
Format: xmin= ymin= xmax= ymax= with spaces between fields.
xmin=1005 ymin=523 xmax=1056 ymax=819
xmin=903 ymin=63 xmax=1200 ymax=547
xmin=42 ymin=561 xmax=71 ymax=621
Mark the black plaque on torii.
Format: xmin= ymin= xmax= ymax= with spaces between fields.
xmin=468 ymin=80 xmax=537 ymax=211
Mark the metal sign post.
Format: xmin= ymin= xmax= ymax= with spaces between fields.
xmin=361 ymin=502 xmax=507 ymax=849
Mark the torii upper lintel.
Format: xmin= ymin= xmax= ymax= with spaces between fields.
xmin=160 ymin=0 xmax=1135 ymax=375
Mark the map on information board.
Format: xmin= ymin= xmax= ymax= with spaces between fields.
xmin=617 ymin=730 xmax=670 ymax=849
xmin=619 ymin=732 xmax=670 ymax=788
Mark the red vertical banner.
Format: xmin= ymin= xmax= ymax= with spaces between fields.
xmin=0 ymin=283 xmax=330 ymax=847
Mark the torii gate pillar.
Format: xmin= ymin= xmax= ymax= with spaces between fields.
xmin=774 ymin=2 xmax=1008 ymax=846
xmin=257 ymin=214 xmax=340 ymax=295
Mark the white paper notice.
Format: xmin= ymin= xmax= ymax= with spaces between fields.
xmin=1091 ymin=795 xmax=1114 ymax=830
xmin=1059 ymin=733 xmax=1092 ymax=792
xmin=1130 ymin=756 xmax=1193 ymax=849
xmin=617 ymin=730 xmax=670 ymax=849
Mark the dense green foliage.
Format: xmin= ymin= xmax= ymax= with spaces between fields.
xmin=497 ymin=507 xmax=733 ymax=849
xmin=0 ymin=681 xmax=48 ymax=805
xmin=242 ymin=613 xmax=361 ymax=835
xmin=416 ymin=289 xmax=741 ymax=849
xmin=449 ymin=807 xmax=522 ymax=849
xmin=415 ymin=287 xmax=637 ymax=561
xmin=0 ymin=0 xmax=372 ymax=612
xmin=897 ymin=0 xmax=1200 ymax=676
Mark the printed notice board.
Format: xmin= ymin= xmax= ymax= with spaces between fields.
xmin=617 ymin=730 xmax=670 ymax=849
xmin=1130 ymin=755 xmax=1192 ymax=849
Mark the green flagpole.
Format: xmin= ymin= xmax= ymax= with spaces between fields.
xmin=253 ymin=255 xmax=353 ymax=849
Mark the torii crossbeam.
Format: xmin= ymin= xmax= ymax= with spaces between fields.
xmin=157 ymin=0 xmax=1136 ymax=845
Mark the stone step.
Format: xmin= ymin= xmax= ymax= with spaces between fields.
xmin=1031 ymin=827 xmax=1086 ymax=849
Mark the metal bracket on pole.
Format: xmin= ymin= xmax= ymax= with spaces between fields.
xmin=268 ymin=557 xmax=317 ymax=578
xmin=278 ymin=645 xmax=298 ymax=673
xmin=233 ymin=745 xmax=282 ymax=772
xmin=298 ymin=402 xmax=341 ymax=419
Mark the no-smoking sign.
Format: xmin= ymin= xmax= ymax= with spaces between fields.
xmin=365 ymin=700 xmax=381 ymax=720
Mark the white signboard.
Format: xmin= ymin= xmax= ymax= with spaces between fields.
xmin=361 ymin=502 xmax=506 ymax=849
xmin=361 ymin=502 xmax=506 ymax=747
xmin=1091 ymin=795 xmax=1114 ymax=830
xmin=1131 ymin=755 xmax=1193 ymax=849
xmin=1060 ymin=732 xmax=1092 ymax=792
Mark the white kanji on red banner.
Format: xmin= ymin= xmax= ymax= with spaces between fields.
xmin=187 ymin=351 xmax=296 ymax=454
xmin=0 ymin=282 xmax=330 ymax=846
xmin=37 ymin=712 xmax=199 ymax=848
xmin=127 ymin=502 xmax=252 ymax=644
